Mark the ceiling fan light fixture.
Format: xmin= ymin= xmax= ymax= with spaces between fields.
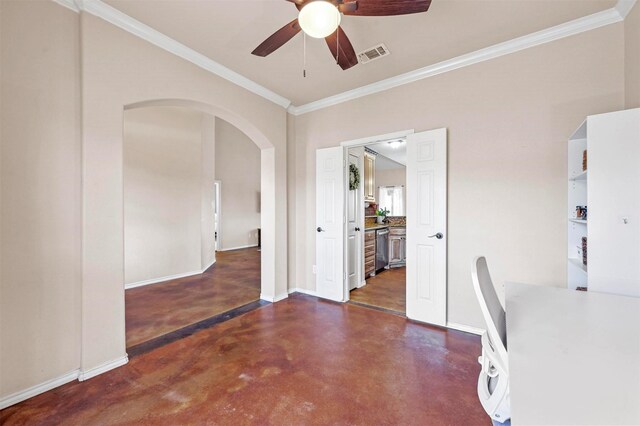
xmin=298 ymin=1 xmax=341 ymax=39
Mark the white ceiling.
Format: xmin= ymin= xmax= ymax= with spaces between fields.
xmin=374 ymin=153 xmax=405 ymax=170
xmin=104 ymin=0 xmax=617 ymax=105
xmin=368 ymin=140 xmax=406 ymax=169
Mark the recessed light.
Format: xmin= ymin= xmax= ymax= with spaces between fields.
xmin=388 ymin=139 xmax=404 ymax=149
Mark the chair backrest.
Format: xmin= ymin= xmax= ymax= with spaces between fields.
xmin=472 ymin=256 xmax=507 ymax=355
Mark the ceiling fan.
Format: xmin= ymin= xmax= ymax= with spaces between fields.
xmin=251 ymin=0 xmax=432 ymax=71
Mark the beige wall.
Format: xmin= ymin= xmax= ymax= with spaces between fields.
xmin=291 ymin=24 xmax=625 ymax=329
xmin=287 ymin=113 xmax=299 ymax=291
xmin=625 ymin=2 xmax=640 ymax=108
xmin=1 ymin=1 xmax=81 ymax=398
xmin=79 ymin=11 xmax=288 ymax=372
xmin=124 ymin=106 xmax=211 ymax=285
xmin=2 ymin=0 xmax=288 ymax=401
xmin=1 ymin=0 xmax=635 ymax=406
xmin=215 ymin=118 xmax=261 ymax=250
xmin=375 ymin=166 xmax=407 ymax=214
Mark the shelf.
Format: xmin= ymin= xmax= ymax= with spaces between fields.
xmin=569 ymin=170 xmax=587 ymax=181
xmin=568 ymin=218 xmax=587 ymax=224
xmin=568 ymin=257 xmax=588 ymax=273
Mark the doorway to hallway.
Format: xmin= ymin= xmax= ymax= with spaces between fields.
xmin=123 ymin=105 xmax=263 ymax=351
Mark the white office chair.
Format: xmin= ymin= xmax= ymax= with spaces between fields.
xmin=472 ymin=256 xmax=511 ymax=424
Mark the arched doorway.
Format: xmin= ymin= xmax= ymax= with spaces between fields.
xmin=122 ymin=99 xmax=276 ymax=298
xmin=119 ymin=100 xmax=276 ymax=349
xmin=78 ymin=97 xmax=281 ymax=379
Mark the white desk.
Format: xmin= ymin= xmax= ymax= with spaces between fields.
xmin=506 ymin=283 xmax=640 ymax=425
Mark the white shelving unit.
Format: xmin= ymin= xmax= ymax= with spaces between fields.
xmin=569 ymin=170 xmax=587 ymax=181
xmin=568 ymin=257 xmax=587 ymax=273
xmin=567 ymin=120 xmax=588 ymax=290
xmin=566 ymin=108 xmax=640 ymax=297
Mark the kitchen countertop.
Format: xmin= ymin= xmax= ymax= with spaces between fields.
xmin=364 ymin=225 xmax=406 ymax=231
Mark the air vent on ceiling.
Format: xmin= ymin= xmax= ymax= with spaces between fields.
xmin=358 ymin=43 xmax=390 ymax=64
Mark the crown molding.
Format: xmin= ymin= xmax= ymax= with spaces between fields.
xmin=288 ymin=5 xmax=626 ymax=115
xmin=51 ymin=0 xmax=634 ymax=116
xmin=62 ymin=0 xmax=291 ymax=109
xmin=615 ymin=0 xmax=637 ymax=18
xmin=52 ymin=0 xmax=80 ymax=12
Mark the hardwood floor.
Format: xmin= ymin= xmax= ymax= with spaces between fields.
xmin=1 ymin=294 xmax=486 ymax=425
xmin=125 ymin=248 xmax=260 ymax=347
xmin=350 ymin=266 xmax=406 ymax=313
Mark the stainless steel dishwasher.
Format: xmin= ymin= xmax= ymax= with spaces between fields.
xmin=376 ymin=228 xmax=389 ymax=271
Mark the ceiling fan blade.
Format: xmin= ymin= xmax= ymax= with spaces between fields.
xmin=338 ymin=1 xmax=358 ymax=14
xmin=251 ymin=19 xmax=301 ymax=57
xmin=341 ymin=0 xmax=431 ymax=16
xmin=285 ymin=0 xmax=304 ymax=10
xmin=325 ymin=26 xmax=359 ymax=70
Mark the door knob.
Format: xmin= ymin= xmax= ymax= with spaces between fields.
xmin=317 ymin=227 xmax=325 ymax=233
xmin=428 ymin=232 xmax=443 ymax=239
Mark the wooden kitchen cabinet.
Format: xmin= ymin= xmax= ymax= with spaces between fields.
xmin=364 ymin=151 xmax=376 ymax=203
xmin=389 ymin=227 xmax=406 ymax=267
xmin=364 ymin=230 xmax=376 ymax=277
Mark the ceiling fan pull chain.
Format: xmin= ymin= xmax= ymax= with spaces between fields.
xmin=336 ymin=16 xmax=340 ymax=64
xmin=303 ymin=32 xmax=307 ymax=78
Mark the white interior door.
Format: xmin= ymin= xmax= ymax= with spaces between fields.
xmin=406 ymin=128 xmax=447 ymax=326
xmin=347 ymin=152 xmax=361 ymax=291
xmin=316 ymin=147 xmax=345 ymax=302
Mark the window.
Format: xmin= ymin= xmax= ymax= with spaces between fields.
xmin=378 ymin=185 xmax=404 ymax=216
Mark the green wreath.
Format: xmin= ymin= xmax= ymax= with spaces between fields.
xmin=349 ymin=164 xmax=360 ymax=190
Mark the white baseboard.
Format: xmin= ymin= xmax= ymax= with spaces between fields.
xmin=0 ymin=369 xmax=79 ymax=410
xmin=260 ymin=293 xmax=273 ymax=302
xmin=125 ymin=259 xmax=217 ymax=290
xmin=218 ymin=244 xmax=259 ymax=252
xmin=125 ymin=270 xmax=202 ymax=289
xmin=273 ymin=293 xmax=288 ymax=302
xmin=287 ymin=289 xmax=481 ymax=337
xmin=446 ymin=322 xmax=485 ymax=336
xmin=288 ymin=287 xmax=318 ymax=297
xmin=357 ymin=280 xmax=367 ymax=288
xmin=201 ymin=258 xmax=216 ymax=273
xmin=0 ymin=356 xmax=129 ymax=409
xmin=78 ymin=355 xmax=129 ymax=382
xmin=260 ymin=292 xmax=288 ymax=303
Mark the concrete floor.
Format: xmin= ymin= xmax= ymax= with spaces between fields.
xmin=350 ymin=266 xmax=406 ymax=313
xmin=1 ymin=294 xmax=486 ymax=425
xmin=125 ymin=248 xmax=261 ymax=347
